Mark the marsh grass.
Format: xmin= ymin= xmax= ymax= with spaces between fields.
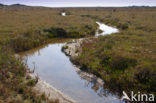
xmin=0 ymin=6 xmax=156 ymax=101
xmin=72 ymin=7 xmax=156 ymax=95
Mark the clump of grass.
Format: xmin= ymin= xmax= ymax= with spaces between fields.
xmin=98 ymin=29 xmax=103 ymax=34
xmin=44 ymin=27 xmax=67 ymax=38
xmin=27 ymin=79 xmax=36 ymax=86
xmin=117 ymin=23 xmax=129 ymax=30
xmin=44 ymin=26 xmax=96 ymax=38
xmin=9 ymin=30 xmax=48 ymax=52
xmin=62 ymin=45 xmax=69 ymax=50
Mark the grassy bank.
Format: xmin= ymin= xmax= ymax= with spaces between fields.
xmin=71 ymin=7 xmax=156 ymax=95
xmin=0 ymin=46 xmax=58 ymax=103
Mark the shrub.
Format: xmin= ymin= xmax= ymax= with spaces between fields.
xmin=135 ymin=65 xmax=155 ymax=84
xmin=44 ymin=27 xmax=67 ymax=38
xmin=117 ymin=23 xmax=129 ymax=30
xmin=111 ymin=56 xmax=137 ymax=70
xmin=9 ymin=31 xmax=47 ymax=52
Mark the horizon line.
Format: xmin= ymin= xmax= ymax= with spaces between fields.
xmin=1 ymin=3 xmax=156 ymax=8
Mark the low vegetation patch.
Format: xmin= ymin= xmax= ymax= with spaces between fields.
xmin=73 ymin=33 xmax=156 ymax=95
xmin=44 ymin=25 xmax=96 ymax=38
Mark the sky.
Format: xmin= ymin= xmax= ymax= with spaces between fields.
xmin=0 ymin=0 xmax=156 ymax=7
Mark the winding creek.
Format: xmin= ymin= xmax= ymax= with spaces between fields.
xmin=19 ymin=22 xmax=120 ymax=103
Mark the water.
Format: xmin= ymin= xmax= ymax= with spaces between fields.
xmin=19 ymin=23 xmax=120 ymax=103
xmin=96 ymin=22 xmax=119 ymax=36
xmin=61 ymin=12 xmax=66 ymax=16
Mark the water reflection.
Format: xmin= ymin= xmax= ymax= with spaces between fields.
xmin=19 ymin=40 xmax=121 ymax=103
xmin=18 ymin=23 xmax=121 ymax=103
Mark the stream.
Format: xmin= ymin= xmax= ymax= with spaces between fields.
xmin=19 ymin=22 xmax=120 ymax=103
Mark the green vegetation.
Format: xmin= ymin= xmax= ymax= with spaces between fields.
xmin=62 ymin=45 xmax=69 ymax=49
xmin=0 ymin=46 xmax=57 ymax=103
xmin=0 ymin=5 xmax=155 ymax=101
xmin=71 ymin=7 xmax=156 ymax=95
xmin=45 ymin=25 xmax=96 ymax=38
xmin=27 ymin=79 xmax=37 ymax=86
xmin=9 ymin=30 xmax=48 ymax=52
xmin=0 ymin=6 xmax=97 ymax=52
